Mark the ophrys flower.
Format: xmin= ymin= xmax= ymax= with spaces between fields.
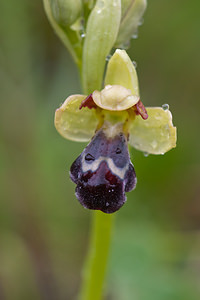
xmin=55 ymin=49 xmax=176 ymax=213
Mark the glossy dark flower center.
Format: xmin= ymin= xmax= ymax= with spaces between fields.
xmin=70 ymin=127 xmax=137 ymax=213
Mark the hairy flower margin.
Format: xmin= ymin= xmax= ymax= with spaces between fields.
xmin=55 ymin=49 xmax=177 ymax=213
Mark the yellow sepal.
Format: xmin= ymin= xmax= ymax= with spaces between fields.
xmin=129 ymin=107 xmax=177 ymax=154
xmin=55 ymin=94 xmax=98 ymax=142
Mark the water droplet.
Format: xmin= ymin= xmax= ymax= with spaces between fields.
xmin=131 ymin=33 xmax=138 ymax=39
xmin=119 ymin=41 xmax=130 ymax=50
xmin=162 ymin=104 xmax=169 ymax=111
xmin=143 ymin=152 xmax=149 ymax=157
xmin=106 ymin=54 xmax=112 ymax=61
xmin=96 ymin=1 xmax=104 ymax=14
xmin=132 ymin=60 xmax=137 ymax=68
xmin=85 ymin=153 xmax=95 ymax=161
xmin=81 ymin=32 xmax=86 ymax=38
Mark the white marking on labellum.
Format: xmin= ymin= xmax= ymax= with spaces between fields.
xmin=81 ymin=155 xmax=129 ymax=180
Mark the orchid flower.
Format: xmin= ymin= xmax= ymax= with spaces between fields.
xmin=55 ymin=49 xmax=176 ymax=213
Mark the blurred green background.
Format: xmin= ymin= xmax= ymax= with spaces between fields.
xmin=0 ymin=0 xmax=200 ymax=299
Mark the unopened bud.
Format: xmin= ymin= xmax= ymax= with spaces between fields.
xmin=82 ymin=0 xmax=121 ymax=94
xmin=50 ymin=0 xmax=82 ymax=27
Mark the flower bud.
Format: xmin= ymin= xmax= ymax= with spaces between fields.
xmin=115 ymin=0 xmax=147 ymax=47
xmin=82 ymin=0 xmax=121 ymax=94
xmin=50 ymin=0 xmax=82 ymax=27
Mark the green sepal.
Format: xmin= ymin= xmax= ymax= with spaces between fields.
xmin=105 ymin=49 xmax=140 ymax=96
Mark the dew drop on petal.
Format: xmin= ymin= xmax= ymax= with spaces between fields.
xmin=162 ymin=103 xmax=169 ymax=111
xmin=119 ymin=41 xmax=130 ymax=50
xmin=81 ymin=32 xmax=86 ymax=38
xmin=143 ymin=152 xmax=149 ymax=157
xmin=131 ymin=33 xmax=138 ymax=39
xmin=132 ymin=61 xmax=137 ymax=68
xmin=106 ymin=54 xmax=112 ymax=61
xmin=96 ymin=1 xmax=104 ymax=14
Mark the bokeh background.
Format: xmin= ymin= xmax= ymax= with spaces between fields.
xmin=1 ymin=0 xmax=200 ymax=299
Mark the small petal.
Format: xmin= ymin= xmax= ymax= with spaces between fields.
xmin=134 ymin=100 xmax=148 ymax=119
xmin=129 ymin=107 xmax=177 ymax=155
xmin=92 ymin=85 xmax=139 ymax=111
xmin=55 ymin=94 xmax=98 ymax=142
xmin=105 ymin=49 xmax=140 ymax=97
xmin=79 ymin=94 xmax=97 ymax=109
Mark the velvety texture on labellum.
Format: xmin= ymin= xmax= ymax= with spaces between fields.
xmin=70 ymin=126 xmax=137 ymax=213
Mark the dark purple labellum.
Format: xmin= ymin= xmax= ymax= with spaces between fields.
xmin=70 ymin=127 xmax=137 ymax=213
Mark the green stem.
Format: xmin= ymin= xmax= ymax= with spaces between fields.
xmin=78 ymin=211 xmax=114 ymax=300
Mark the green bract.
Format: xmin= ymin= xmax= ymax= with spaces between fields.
xmin=55 ymin=49 xmax=176 ymax=155
xmin=116 ymin=0 xmax=147 ymax=47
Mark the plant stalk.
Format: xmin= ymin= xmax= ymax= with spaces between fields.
xmin=78 ymin=211 xmax=114 ymax=300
